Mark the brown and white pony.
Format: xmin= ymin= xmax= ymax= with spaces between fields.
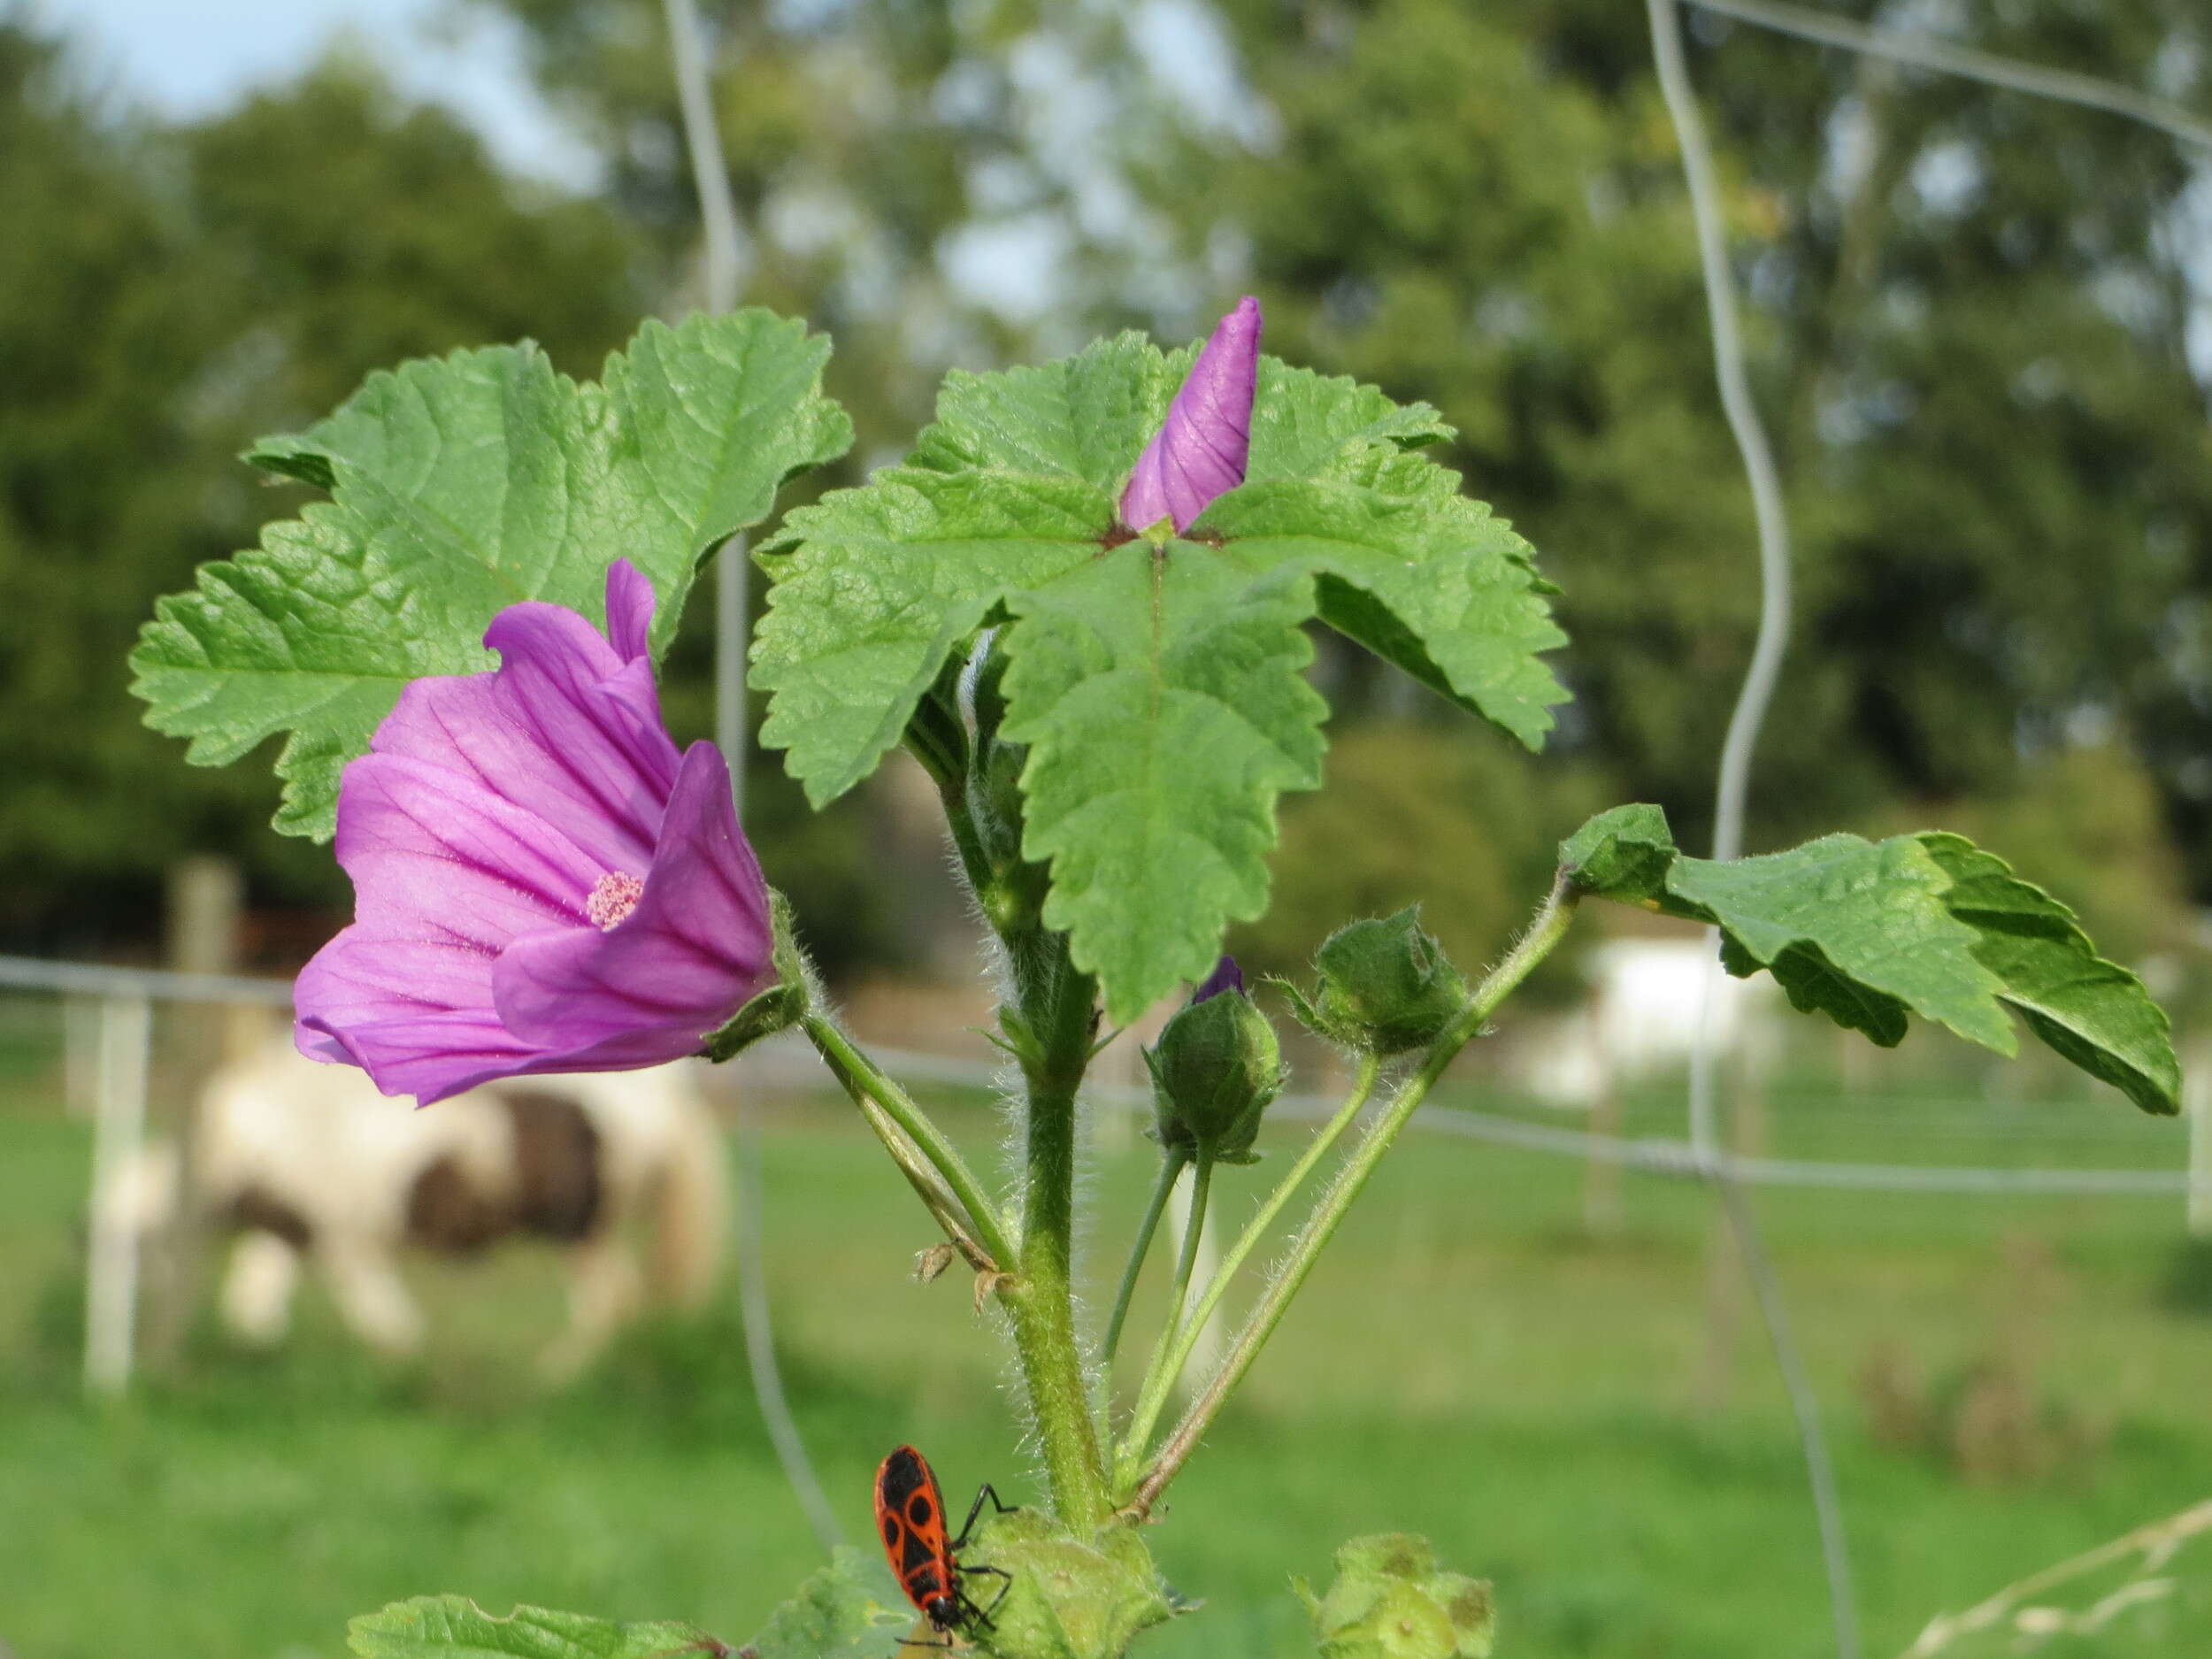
xmin=113 ymin=1039 xmax=728 ymax=1379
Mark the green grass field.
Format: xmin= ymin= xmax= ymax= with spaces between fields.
xmin=6 ymin=1010 xmax=2212 ymax=1659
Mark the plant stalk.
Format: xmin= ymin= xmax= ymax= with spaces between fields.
xmin=802 ymin=1014 xmax=1015 ymax=1270
xmin=1114 ymin=1055 xmax=1379 ymax=1480
xmin=1121 ymin=1155 xmax=1215 ymax=1439
xmin=1126 ymin=877 xmax=1580 ymax=1515
xmin=999 ymin=926 xmax=1112 ymax=1531
xmin=1102 ymin=1149 xmax=1189 ymax=1369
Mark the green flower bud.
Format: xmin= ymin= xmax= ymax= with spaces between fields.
xmin=960 ymin=1506 xmax=1178 ymax=1659
xmin=1294 ymin=1533 xmax=1495 ymax=1659
xmin=1281 ymin=909 xmax=1470 ymax=1056
xmin=1143 ymin=957 xmax=1282 ymax=1164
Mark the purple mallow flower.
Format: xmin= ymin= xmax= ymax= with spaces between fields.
xmin=295 ymin=561 xmax=776 ymax=1105
xmin=1192 ymin=955 xmax=1246 ymax=1004
xmin=1120 ymin=296 xmax=1262 ymax=535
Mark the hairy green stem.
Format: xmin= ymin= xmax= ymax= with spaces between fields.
xmin=802 ymin=1015 xmax=1015 ymax=1270
xmin=1102 ymin=1150 xmax=1189 ymax=1369
xmin=1114 ymin=1056 xmax=1380 ymax=1481
xmin=1126 ymin=878 xmax=1581 ymax=1515
xmin=901 ymin=712 xmax=991 ymax=900
xmin=999 ymin=926 xmax=1111 ymax=1530
xmin=1122 ymin=1156 xmax=1215 ymax=1435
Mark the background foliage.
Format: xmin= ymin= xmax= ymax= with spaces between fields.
xmin=7 ymin=0 xmax=2208 ymax=981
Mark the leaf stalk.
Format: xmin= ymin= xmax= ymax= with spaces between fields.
xmin=801 ymin=1014 xmax=1015 ymax=1271
xmin=1124 ymin=876 xmax=1580 ymax=1516
xmin=1102 ymin=1149 xmax=1189 ymax=1369
xmin=1113 ymin=1054 xmax=1380 ymax=1482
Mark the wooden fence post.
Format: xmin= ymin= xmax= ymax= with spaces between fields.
xmin=85 ymin=993 xmax=151 ymax=1395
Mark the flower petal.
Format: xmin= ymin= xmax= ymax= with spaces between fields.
xmin=371 ymin=599 xmax=680 ymax=872
xmin=604 ymin=558 xmax=657 ymax=663
xmin=297 ymin=1006 xmax=688 ymax=1104
xmin=295 ymin=926 xmax=499 ymax=1045
xmin=334 ymin=752 xmax=604 ymax=947
xmin=296 ymin=1007 xmax=545 ymax=1104
xmin=492 ymin=742 xmax=774 ymax=1050
xmin=1192 ymin=955 xmax=1245 ymax=1003
xmin=1121 ymin=296 xmax=1262 ymax=534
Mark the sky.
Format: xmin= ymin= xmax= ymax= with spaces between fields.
xmin=42 ymin=0 xmax=600 ymax=187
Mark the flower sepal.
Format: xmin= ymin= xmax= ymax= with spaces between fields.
xmin=702 ymin=890 xmax=812 ymax=1062
xmin=1279 ymin=909 xmax=1471 ymax=1056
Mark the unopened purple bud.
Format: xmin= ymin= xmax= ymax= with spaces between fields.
xmin=1120 ymin=296 xmax=1262 ymax=535
xmin=1192 ymin=955 xmax=1245 ymax=1004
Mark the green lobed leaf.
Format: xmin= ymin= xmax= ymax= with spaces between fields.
xmin=1916 ymin=831 xmax=2180 ymax=1114
xmin=903 ymin=338 xmax=1451 ymax=495
xmin=906 ymin=332 xmax=1191 ymax=489
xmin=1666 ymin=834 xmax=2015 ymax=1053
xmin=750 ymin=469 xmax=1110 ymax=806
xmin=743 ymin=1548 xmax=914 ymax=1659
xmin=347 ymin=1554 xmax=914 ymax=1659
xmin=1242 ymin=360 xmax=1454 ymax=484
xmin=348 ymin=1596 xmax=718 ymax=1659
xmin=1206 ymin=480 xmax=1566 ymax=750
xmin=754 ymin=330 xmax=1563 ymax=1018
xmin=1558 ymin=803 xmax=1675 ymax=905
xmin=132 ymin=309 xmax=853 ymax=839
xmin=999 ymin=542 xmax=1328 ymax=1022
xmin=1559 ymin=805 xmax=2182 ymax=1111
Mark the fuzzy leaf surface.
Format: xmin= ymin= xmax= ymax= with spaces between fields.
xmin=1666 ymin=834 xmax=2014 ymax=1052
xmin=1559 ymin=805 xmax=2181 ymax=1110
xmin=744 ymin=1548 xmax=914 ymax=1659
xmin=1207 ymin=479 xmax=1566 ymax=749
xmin=348 ymin=1597 xmax=714 ymax=1659
xmin=749 ymin=471 xmax=1110 ymax=804
xmin=999 ymin=542 xmax=1327 ymax=1020
xmin=905 ymin=338 xmax=1451 ymax=493
xmin=132 ymin=310 xmax=851 ymax=838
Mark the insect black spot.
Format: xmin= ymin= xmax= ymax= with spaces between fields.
xmin=882 ymin=1516 xmax=901 ymax=1547
xmin=907 ymin=1493 xmax=933 ymax=1527
xmin=909 ymin=1567 xmax=941 ymax=1600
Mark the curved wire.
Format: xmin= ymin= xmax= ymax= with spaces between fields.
xmin=1647 ymin=4 xmax=1858 ymax=1655
xmin=1686 ymin=0 xmax=2212 ymax=152
xmin=661 ymin=0 xmax=842 ymax=1556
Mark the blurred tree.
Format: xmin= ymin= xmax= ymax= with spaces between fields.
xmin=0 ymin=29 xmax=641 ymax=951
xmin=466 ymin=0 xmax=1188 ymax=462
xmin=181 ymin=53 xmax=642 ymax=431
xmin=1156 ymin=0 xmax=2211 ymax=899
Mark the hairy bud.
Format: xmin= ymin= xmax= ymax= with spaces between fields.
xmin=1143 ymin=956 xmax=1281 ymax=1164
xmin=963 ymin=1507 xmax=1177 ymax=1659
xmin=1280 ymin=909 xmax=1470 ymax=1056
xmin=1294 ymin=1533 xmax=1496 ymax=1659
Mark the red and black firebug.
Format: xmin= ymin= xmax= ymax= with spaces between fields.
xmin=874 ymin=1445 xmax=1014 ymax=1646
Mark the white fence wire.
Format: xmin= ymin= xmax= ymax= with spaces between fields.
xmin=5 ymin=949 xmax=2203 ymax=1207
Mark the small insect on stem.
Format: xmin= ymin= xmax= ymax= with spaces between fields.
xmin=876 ymin=1444 xmax=1018 ymax=1648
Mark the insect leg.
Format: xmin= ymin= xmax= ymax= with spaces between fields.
xmin=952 ymin=1482 xmax=1016 ymax=1548
xmin=951 ymin=1588 xmax=997 ymax=1632
xmin=966 ymin=1565 xmax=1014 ymax=1619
